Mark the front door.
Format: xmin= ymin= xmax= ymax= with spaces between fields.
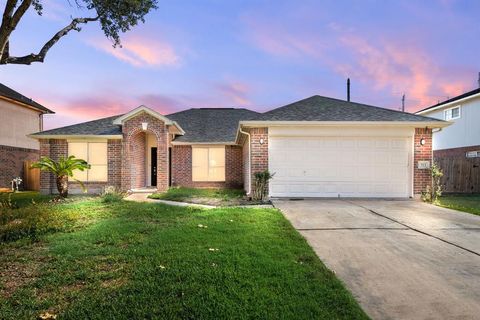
xmin=151 ymin=147 xmax=157 ymax=186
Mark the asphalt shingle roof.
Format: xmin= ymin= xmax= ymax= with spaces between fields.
xmin=31 ymin=95 xmax=444 ymax=142
xmin=257 ymin=95 xmax=444 ymax=122
xmin=0 ymin=83 xmax=54 ymax=113
xmin=416 ymin=87 xmax=480 ymax=113
xmin=167 ymin=108 xmax=260 ymax=143
xmin=31 ymin=115 xmax=123 ymax=136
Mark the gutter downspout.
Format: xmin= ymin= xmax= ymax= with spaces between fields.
xmin=239 ymin=127 xmax=251 ymax=195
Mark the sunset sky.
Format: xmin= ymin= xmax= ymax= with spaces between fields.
xmin=1 ymin=0 xmax=479 ymax=130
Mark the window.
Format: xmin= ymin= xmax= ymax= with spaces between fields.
xmin=68 ymin=142 xmax=108 ymax=182
xmin=444 ymin=106 xmax=461 ymax=120
xmin=192 ymin=146 xmax=225 ymax=181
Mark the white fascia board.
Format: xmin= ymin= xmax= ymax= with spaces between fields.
xmin=416 ymin=92 xmax=480 ymax=115
xmin=113 ymin=105 xmax=174 ymax=125
xmin=171 ymin=141 xmax=238 ymax=146
xmin=239 ymin=120 xmax=451 ymax=129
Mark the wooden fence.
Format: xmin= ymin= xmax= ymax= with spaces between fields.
xmin=23 ymin=160 xmax=40 ymax=191
xmin=435 ymin=156 xmax=480 ymax=193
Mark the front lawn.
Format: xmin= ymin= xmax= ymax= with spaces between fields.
xmin=435 ymin=194 xmax=480 ymax=216
xmin=0 ymin=198 xmax=367 ymax=319
xmin=149 ymin=187 xmax=251 ymax=206
xmin=0 ymin=191 xmax=53 ymax=208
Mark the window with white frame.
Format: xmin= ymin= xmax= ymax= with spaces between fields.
xmin=68 ymin=142 xmax=108 ymax=182
xmin=444 ymin=106 xmax=461 ymax=120
xmin=192 ymin=146 xmax=225 ymax=181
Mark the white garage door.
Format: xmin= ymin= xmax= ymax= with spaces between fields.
xmin=269 ymin=135 xmax=412 ymax=198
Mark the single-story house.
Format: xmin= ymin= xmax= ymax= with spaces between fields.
xmin=30 ymin=95 xmax=449 ymax=198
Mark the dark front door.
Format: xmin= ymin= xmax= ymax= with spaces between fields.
xmin=151 ymin=147 xmax=157 ymax=186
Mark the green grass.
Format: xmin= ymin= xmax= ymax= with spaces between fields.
xmin=435 ymin=194 xmax=480 ymax=216
xmin=149 ymin=187 xmax=246 ymax=206
xmin=0 ymin=191 xmax=53 ymax=208
xmin=0 ymin=199 xmax=367 ymax=319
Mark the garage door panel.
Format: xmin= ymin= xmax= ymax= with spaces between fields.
xmin=269 ymin=135 xmax=411 ymax=198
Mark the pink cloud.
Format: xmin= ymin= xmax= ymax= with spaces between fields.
xmin=87 ymin=35 xmax=180 ymax=67
xmin=37 ymin=92 xmax=184 ymax=130
xmin=245 ymin=18 xmax=472 ymax=111
xmin=216 ymin=81 xmax=252 ymax=106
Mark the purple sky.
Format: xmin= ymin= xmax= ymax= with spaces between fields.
xmin=1 ymin=0 xmax=479 ymax=130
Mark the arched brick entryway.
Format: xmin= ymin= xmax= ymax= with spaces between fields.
xmin=121 ymin=112 xmax=169 ymax=191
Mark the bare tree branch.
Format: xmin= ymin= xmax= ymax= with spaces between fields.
xmin=1 ymin=16 xmax=99 ymax=65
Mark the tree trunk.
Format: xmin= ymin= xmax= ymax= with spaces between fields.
xmin=56 ymin=175 xmax=68 ymax=198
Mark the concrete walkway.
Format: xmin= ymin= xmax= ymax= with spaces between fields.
xmin=124 ymin=193 xmax=216 ymax=208
xmin=274 ymin=199 xmax=480 ymax=320
xmin=124 ymin=193 xmax=273 ymax=209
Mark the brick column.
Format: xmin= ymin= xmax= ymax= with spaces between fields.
xmin=39 ymin=139 xmax=67 ymax=194
xmin=107 ymin=140 xmax=122 ymax=188
xmin=249 ymin=128 xmax=269 ymax=196
xmin=413 ymin=128 xmax=433 ymax=195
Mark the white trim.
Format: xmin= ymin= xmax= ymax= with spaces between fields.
xmin=239 ymin=120 xmax=450 ymax=128
xmin=112 ymin=105 xmax=185 ymax=135
xmin=171 ymin=141 xmax=238 ymax=146
xmin=443 ymin=105 xmax=461 ymax=121
xmin=29 ymin=134 xmax=123 ymax=140
xmin=238 ymin=128 xmax=251 ymax=195
xmin=416 ymin=92 xmax=480 ymax=115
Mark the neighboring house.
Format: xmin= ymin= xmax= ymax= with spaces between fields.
xmin=30 ymin=95 xmax=447 ymax=198
xmin=0 ymin=83 xmax=54 ymax=189
xmin=416 ymin=88 xmax=480 ymax=193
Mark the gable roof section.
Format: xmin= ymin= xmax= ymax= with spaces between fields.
xmin=167 ymin=108 xmax=260 ymax=143
xmin=254 ymin=95 xmax=445 ymax=122
xmin=0 ymin=83 xmax=54 ymax=114
xmin=30 ymin=115 xmax=123 ymax=137
xmin=416 ymin=87 xmax=480 ymax=114
xmin=112 ymin=105 xmax=185 ymax=134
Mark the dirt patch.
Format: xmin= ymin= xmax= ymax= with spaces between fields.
xmin=0 ymin=243 xmax=50 ymax=297
xmin=174 ymin=197 xmax=270 ymax=207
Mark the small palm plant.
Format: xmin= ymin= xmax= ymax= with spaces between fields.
xmin=31 ymin=156 xmax=90 ymax=198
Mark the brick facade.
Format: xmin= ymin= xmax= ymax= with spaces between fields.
xmin=107 ymin=140 xmax=122 ymax=188
xmin=0 ymin=145 xmax=39 ymax=189
xmin=171 ymin=145 xmax=243 ymax=188
xmin=434 ymin=145 xmax=480 ymax=158
xmin=121 ymin=112 xmax=169 ymax=191
xmin=39 ymin=139 xmax=67 ymax=194
xmin=240 ymin=128 xmax=269 ymax=196
xmin=413 ymin=128 xmax=433 ymax=195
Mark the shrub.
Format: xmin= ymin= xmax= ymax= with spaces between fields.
xmin=101 ymin=186 xmax=125 ymax=203
xmin=422 ymin=162 xmax=444 ymax=203
xmin=252 ymin=170 xmax=275 ymax=201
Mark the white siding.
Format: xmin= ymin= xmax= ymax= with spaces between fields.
xmin=0 ymin=99 xmax=41 ymax=149
xmin=424 ymin=98 xmax=480 ymax=150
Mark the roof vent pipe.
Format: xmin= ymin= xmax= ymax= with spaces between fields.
xmin=347 ymin=78 xmax=351 ymax=102
xmin=478 ymin=72 xmax=480 ymax=88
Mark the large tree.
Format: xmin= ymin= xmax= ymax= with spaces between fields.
xmin=0 ymin=0 xmax=157 ymax=65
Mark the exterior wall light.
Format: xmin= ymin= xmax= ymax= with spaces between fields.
xmin=420 ymin=138 xmax=425 ymax=146
xmin=142 ymin=122 xmax=148 ymax=131
xmin=259 ymin=138 xmax=265 ymax=145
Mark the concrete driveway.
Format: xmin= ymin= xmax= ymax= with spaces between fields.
xmin=273 ymin=199 xmax=480 ymax=320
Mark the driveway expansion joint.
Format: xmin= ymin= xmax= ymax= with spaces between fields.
xmin=345 ymin=200 xmax=480 ymax=257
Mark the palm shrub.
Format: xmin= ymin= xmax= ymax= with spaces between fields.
xmin=31 ymin=156 xmax=90 ymax=198
xmin=252 ymin=170 xmax=275 ymax=201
